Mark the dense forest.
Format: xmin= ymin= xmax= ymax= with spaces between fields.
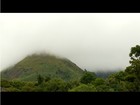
xmin=0 ymin=45 xmax=140 ymax=92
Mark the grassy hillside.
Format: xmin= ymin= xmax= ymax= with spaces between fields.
xmin=1 ymin=53 xmax=84 ymax=81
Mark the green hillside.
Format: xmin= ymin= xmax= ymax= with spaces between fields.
xmin=1 ymin=53 xmax=84 ymax=81
xmin=1 ymin=45 xmax=140 ymax=92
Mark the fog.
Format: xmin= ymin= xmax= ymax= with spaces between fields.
xmin=0 ymin=13 xmax=140 ymax=72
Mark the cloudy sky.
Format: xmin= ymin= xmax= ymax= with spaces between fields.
xmin=0 ymin=13 xmax=140 ymax=72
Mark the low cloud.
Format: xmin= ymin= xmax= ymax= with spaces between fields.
xmin=0 ymin=13 xmax=140 ymax=71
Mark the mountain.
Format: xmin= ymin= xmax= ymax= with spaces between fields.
xmin=1 ymin=53 xmax=84 ymax=81
xmin=95 ymin=71 xmax=117 ymax=78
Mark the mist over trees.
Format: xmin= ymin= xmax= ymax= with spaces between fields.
xmin=0 ymin=45 xmax=140 ymax=92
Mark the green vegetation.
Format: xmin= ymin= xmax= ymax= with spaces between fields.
xmin=0 ymin=45 xmax=140 ymax=92
xmin=1 ymin=54 xmax=84 ymax=81
xmin=80 ymin=71 xmax=96 ymax=84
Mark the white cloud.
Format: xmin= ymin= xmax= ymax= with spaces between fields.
xmin=0 ymin=13 xmax=140 ymax=71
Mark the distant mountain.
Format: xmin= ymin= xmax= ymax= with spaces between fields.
xmin=95 ymin=71 xmax=117 ymax=78
xmin=1 ymin=53 xmax=84 ymax=81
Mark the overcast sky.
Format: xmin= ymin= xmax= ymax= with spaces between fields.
xmin=0 ymin=13 xmax=140 ymax=72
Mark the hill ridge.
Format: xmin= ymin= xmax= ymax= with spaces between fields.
xmin=1 ymin=53 xmax=84 ymax=81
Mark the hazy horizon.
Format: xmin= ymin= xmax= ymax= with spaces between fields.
xmin=0 ymin=13 xmax=140 ymax=72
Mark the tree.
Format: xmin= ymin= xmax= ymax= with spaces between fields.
xmin=92 ymin=78 xmax=105 ymax=86
xmin=45 ymin=76 xmax=51 ymax=82
xmin=127 ymin=45 xmax=140 ymax=79
xmin=95 ymin=85 xmax=111 ymax=92
xmin=21 ymin=82 xmax=36 ymax=92
xmin=125 ymin=45 xmax=140 ymax=91
xmin=5 ymin=87 xmax=20 ymax=92
xmin=44 ymin=78 xmax=68 ymax=92
xmin=37 ymin=74 xmax=44 ymax=85
xmin=69 ymin=84 xmax=97 ymax=92
xmin=10 ymin=81 xmax=25 ymax=90
xmin=124 ymin=74 xmax=137 ymax=82
xmin=129 ymin=45 xmax=140 ymax=60
xmin=1 ymin=79 xmax=11 ymax=88
xmin=80 ymin=71 xmax=96 ymax=84
xmin=66 ymin=80 xmax=80 ymax=90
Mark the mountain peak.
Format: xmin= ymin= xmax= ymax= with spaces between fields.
xmin=1 ymin=53 xmax=84 ymax=81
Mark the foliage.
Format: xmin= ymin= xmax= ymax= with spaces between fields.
xmin=1 ymin=79 xmax=11 ymax=88
xmin=45 ymin=76 xmax=51 ymax=82
xmin=43 ymin=78 xmax=68 ymax=92
xmin=95 ymin=85 xmax=111 ymax=92
xmin=125 ymin=45 xmax=140 ymax=91
xmin=0 ymin=45 xmax=140 ymax=92
xmin=80 ymin=71 xmax=96 ymax=84
xmin=37 ymin=74 xmax=44 ymax=85
xmin=69 ymin=84 xmax=97 ymax=92
xmin=92 ymin=78 xmax=105 ymax=86
xmin=1 ymin=54 xmax=84 ymax=81
xmin=21 ymin=82 xmax=36 ymax=92
xmin=66 ymin=80 xmax=80 ymax=90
